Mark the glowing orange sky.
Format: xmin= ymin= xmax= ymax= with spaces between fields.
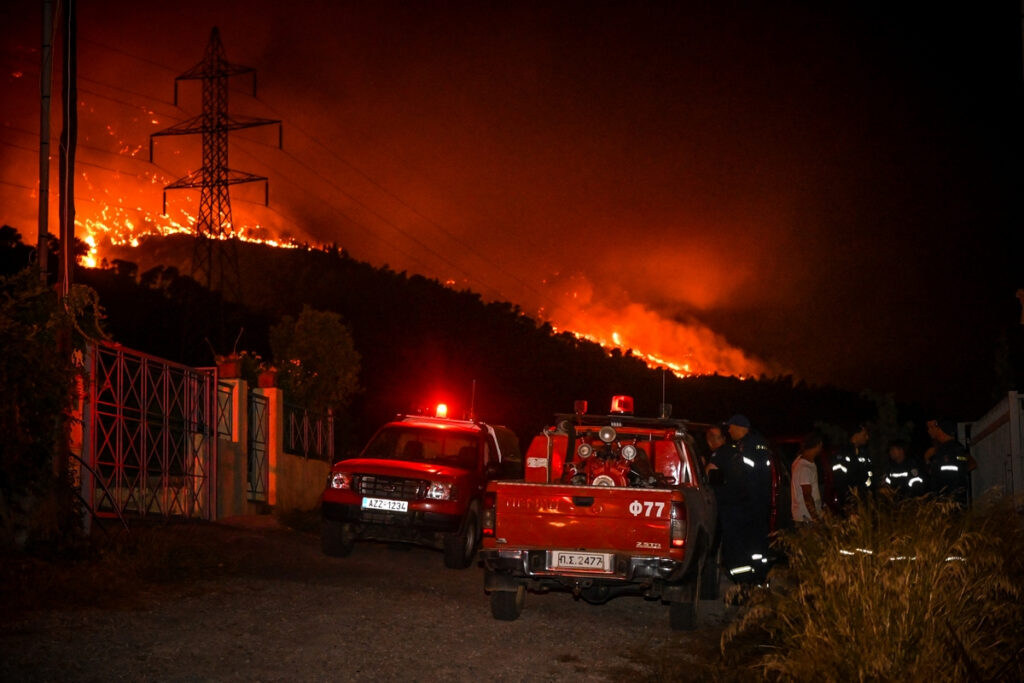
xmin=2 ymin=1 xmax=1021 ymax=416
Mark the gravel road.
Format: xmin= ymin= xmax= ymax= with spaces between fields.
xmin=0 ymin=516 xmax=739 ymax=682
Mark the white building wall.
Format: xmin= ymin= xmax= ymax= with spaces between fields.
xmin=968 ymin=391 xmax=1023 ymax=502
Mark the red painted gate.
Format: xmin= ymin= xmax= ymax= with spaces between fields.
xmin=80 ymin=342 xmax=217 ymax=522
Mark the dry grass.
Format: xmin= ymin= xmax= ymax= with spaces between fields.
xmin=717 ymin=492 xmax=1024 ymax=681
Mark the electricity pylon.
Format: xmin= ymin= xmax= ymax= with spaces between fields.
xmin=150 ymin=26 xmax=281 ymax=298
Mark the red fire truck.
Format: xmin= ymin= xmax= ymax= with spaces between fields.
xmin=479 ymin=397 xmax=719 ymax=630
xmin=320 ymin=407 xmax=523 ymax=568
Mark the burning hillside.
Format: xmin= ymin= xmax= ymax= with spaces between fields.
xmin=75 ymin=199 xmax=780 ymax=382
xmin=3 ymin=30 xmax=782 ymax=385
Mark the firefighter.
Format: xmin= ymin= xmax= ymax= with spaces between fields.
xmin=703 ymin=424 xmax=728 ymax=469
xmin=879 ymin=439 xmax=927 ymax=499
xmin=707 ymin=414 xmax=774 ymax=585
xmin=925 ymin=419 xmax=971 ymax=506
xmin=829 ymin=423 xmax=871 ymax=511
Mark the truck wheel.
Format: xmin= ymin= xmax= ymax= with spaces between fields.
xmin=670 ymin=561 xmax=702 ymax=631
xmin=699 ymin=544 xmax=721 ymax=600
xmin=321 ymin=519 xmax=355 ymax=557
xmin=443 ymin=509 xmax=478 ymax=569
xmin=490 ymin=585 xmax=525 ymax=621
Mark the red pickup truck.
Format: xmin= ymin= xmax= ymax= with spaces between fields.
xmin=320 ymin=409 xmax=523 ymax=568
xmin=479 ymin=397 xmax=719 ymax=630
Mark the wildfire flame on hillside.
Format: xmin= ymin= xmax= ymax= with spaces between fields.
xmin=76 ymin=198 xmax=299 ymax=269
xmin=74 ymin=198 xmax=776 ymax=381
xmin=540 ymin=274 xmax=775 ymax=380
xmin=20 ymin=91 xmax=776 ymax=383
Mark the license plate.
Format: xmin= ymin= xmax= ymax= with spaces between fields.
xmin=361 ymin=497 xmax=408 ymax=512
xmin=547 ymin=551 xmax=613 ymax=572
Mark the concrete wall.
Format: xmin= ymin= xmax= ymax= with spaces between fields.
xmin=216 ymin=379 xmax=269 ymax=518
xmin=216 ymin=435 xmax=268 ymax=518
xmin=274 ymin=451 xmax=330 ymax=512
xmin=216 ymin=380 xmax=328 ymax=518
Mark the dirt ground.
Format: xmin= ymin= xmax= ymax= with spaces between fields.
xmin=0 ymin=515 xmax=742 ymax=682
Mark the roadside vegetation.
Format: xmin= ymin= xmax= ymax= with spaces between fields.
xmin=0 ymin=263 xmax=105 ymax=554
xmin=704 ymin=492 xmax=1024 ymax=681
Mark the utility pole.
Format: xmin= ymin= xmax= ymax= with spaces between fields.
xmin=38 ymin=0 xmax=53 ymax=283
xmin=57 ymin=0 xmax=76 ymax=299
xmin=150 ymin=27 xmax=281 ymax=300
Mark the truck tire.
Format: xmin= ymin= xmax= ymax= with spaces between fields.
xmin=669 ymin=560 xmax=702 ymax=631
xmin=699 ymin=543 xmax=721 ymax=601
xmin=321 ymin=519 xmax=355 ymax=557
xmin=443 ymin=509 xmax=478 ymax=569
xmin=490 ymin=585 xmax=525 ymax=621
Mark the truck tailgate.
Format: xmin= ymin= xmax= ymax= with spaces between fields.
xmin=489 ymin=481 xmax=680 ymax=554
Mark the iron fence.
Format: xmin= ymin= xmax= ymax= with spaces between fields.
xmin=217 ymin=381 xmax=233 ymax=439
xmin=284 ymin=403 xmax=334 ymax=461
xmin=247 ymin=393 xmax=269 ymax=501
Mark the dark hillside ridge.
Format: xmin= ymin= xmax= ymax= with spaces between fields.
xmin=80 ymin=234 xmax=871 ymax=452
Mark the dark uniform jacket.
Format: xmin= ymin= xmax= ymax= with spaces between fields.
xmin=709 ymin=432 xmax=773 ymax=511
xmin=928 ymin=439 xmax=970 ymax=505
xmin=880 ymin=456 xmax=927 ymax=498
xmin=831 ymin=442 xmax=871 ymax=505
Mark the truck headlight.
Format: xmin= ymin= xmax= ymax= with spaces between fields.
xmin=426 ymin=482 xmax=452 ymax=500
xmin=329 ymin=472 xmax=352 ymax=490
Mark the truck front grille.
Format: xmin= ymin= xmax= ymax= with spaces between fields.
xmin=356 ymin=475 xmax=424 ymax=500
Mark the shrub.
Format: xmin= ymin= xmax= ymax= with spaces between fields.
xmin=269 ymin=305 xmax=361 ymax=413
xmin=1 ymin=266 xmax=105 ymax=551
xmin=721 ymin=492 xmax=1024 ymax=680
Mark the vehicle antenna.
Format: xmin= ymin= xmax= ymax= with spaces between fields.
xmin=469 ymin=379 xmax=476 ymax=421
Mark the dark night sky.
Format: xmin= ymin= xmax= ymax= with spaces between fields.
xmin=2 ymin=1 xmax=1023 ymax=418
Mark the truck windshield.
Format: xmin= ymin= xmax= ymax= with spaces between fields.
xmin=362 ymin=426 xmax=480 ymax=469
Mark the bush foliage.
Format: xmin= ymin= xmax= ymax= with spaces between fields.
xmin=721 ymin=492 xmax=1024 ymax=680
xmin=0 ymin=266 xmax=105 ymax=551
xmin=269 ymin=304 xmax=361 ymax=413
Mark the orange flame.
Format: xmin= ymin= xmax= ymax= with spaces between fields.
xmin=68 ymin=99 xmax=772 ymax=383
xmin=76 ymin=192 xmax=300 ymax=269
xmin=539 ymin=274 xmax=780 ymax=380
xmin=77 ymin=202 xmax=775 ymax=381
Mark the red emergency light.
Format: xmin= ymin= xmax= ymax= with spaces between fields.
xmin=610 ymin=395 xmax=634 ymax=415
xmin=435 ymin=403 xmax=448 ymax=419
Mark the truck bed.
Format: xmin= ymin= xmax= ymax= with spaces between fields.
xmin=487 ymin=480 xmax=685 ymax=560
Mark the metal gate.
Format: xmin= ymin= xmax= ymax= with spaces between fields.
xmin=82 ymin=342 xmax=217 ymax=521
xmin=247 ymin=393 xmax=269 ymax=501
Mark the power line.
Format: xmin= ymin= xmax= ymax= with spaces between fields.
xmin=53 ymin=37 xmax=542 ymax=301
xmin=5 ymin=38 xmax=540 ymax=304
xmin=253 ymin=100 xmax=542 ymax=301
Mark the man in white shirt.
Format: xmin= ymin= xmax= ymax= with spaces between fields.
xmin=791 ymin=432 xmax=823 ymax=525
